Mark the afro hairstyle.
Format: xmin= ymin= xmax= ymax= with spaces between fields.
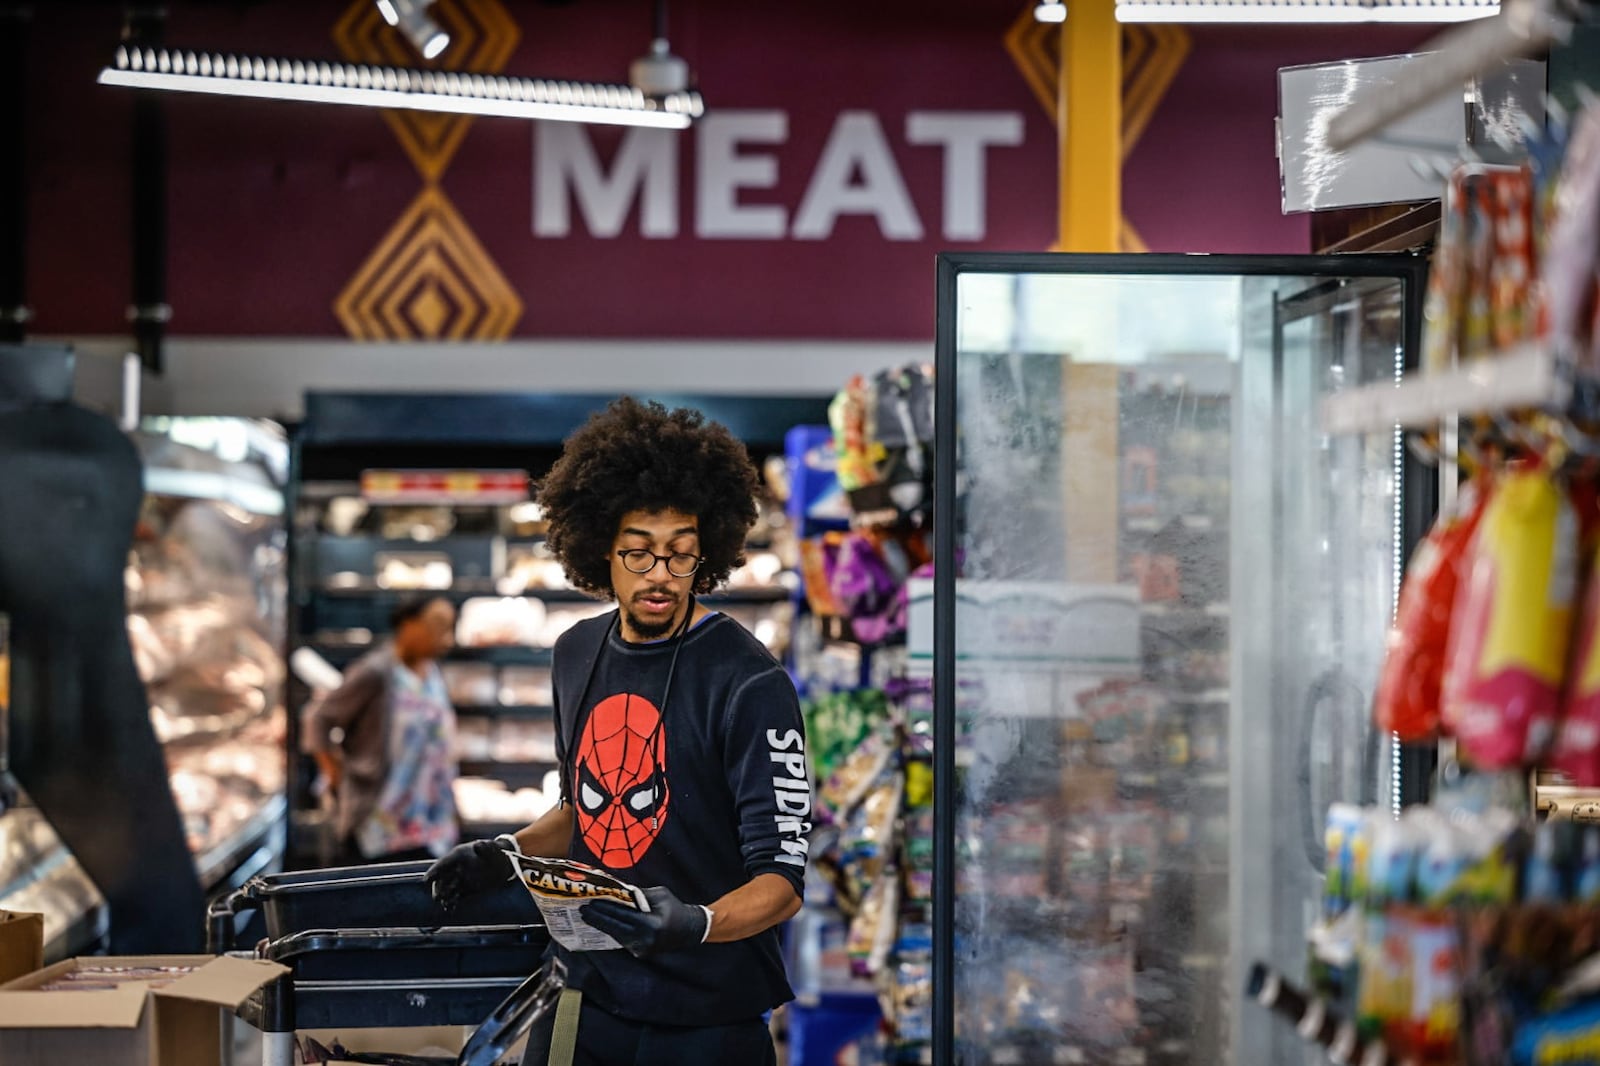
xmin=537 ymin=397 xmax=760 ymax=598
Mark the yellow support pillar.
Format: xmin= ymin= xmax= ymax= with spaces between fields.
xmin=1058 ymin=0 xmax=1121 ymax=252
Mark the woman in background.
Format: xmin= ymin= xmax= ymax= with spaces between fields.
xmin=302 ymin=596 xmax=459 ymax=864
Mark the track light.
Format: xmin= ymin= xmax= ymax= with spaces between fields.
xmin=1034 ymin=1 xmax=1068 ymax=21
xmin=97 ymin=47 xmax=704 ymax=129
xmin=375 ymin=0 xmax=450 ymax=60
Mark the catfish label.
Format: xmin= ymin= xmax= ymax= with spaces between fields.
xmin=523 ymin=869 xmax=637 ymax=905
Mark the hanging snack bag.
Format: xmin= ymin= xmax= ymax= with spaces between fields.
xmin=1541 ymin=103 xmax=1600 ymax=368
xmin=1554 ymin=538 xmax=1600 ymax=786
xmin=1442 ymin=465 xmax=1579 ymax=769
xmin=1489 ymin=167 xmax=1537 ymax=351
xmin=1462 ymin=176 xmax=1497 ymax=361
xmin=1423 ymin=169 xmax=1472 ymax=373
xmin=1374 ymin=476 xmax=1490 ymax=741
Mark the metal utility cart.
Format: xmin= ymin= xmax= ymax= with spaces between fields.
xmin=212 ymin=860 xmax=553 ymax=1066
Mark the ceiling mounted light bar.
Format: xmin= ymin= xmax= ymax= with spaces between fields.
xmin=1033 ymin=1 xmax=1068 ymax=22
xmin=1115 ymin=0 xmax=1499 ymax=20
xmin=98 ymin=46 xmax=703 ymax=129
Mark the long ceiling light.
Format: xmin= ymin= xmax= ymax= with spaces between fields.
xmin=97 ymin=46 xmax=704 ymax=129
xmin=376 ymin=0 xmax=450 ymax=61
xmin=1114 ymin=0 xmax=1499 ymax=20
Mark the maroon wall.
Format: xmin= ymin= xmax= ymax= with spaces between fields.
xmin=22 ymin=3 xmax=1435 ymax=339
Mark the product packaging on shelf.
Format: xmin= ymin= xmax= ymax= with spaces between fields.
xmin=1375 ymin=476 xmax=1489 ymax=742
xmin=1553 ymin=535 xmax=1600 ymax=786
xmin=1443 ymin=465 xmax=1578 ymax=769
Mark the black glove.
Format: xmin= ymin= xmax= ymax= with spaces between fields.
xmin=580 ymin=885 xmax=711 ymax=958
xmin=424 ymin=836 xmax=517 ymax=910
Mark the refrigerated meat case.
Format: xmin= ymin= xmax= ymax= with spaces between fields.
xmin=928 ymin=253 xmax=1437 ymax=1066
xmin=287 ymin=392 xmax=830 ymax=866
xmin=0 ymin=417 xmax=289 ymax=959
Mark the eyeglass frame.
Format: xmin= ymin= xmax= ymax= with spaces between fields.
xmin=615 ymin=549 xmax=704 ymax=578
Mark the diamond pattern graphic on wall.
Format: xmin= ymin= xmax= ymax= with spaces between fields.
xmin=1004 ymin=9 xmax=1189 ymax=252
xmin=332 ymin=0 xmax=523 ymax=339
xmin=335 ymin=186 xmax=524 ymax=341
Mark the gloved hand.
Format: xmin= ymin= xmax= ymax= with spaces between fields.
xmin=581 ymin=885 xmax=712 ymax=958
xmin=424 ymin=836 xmax=517 ymax=910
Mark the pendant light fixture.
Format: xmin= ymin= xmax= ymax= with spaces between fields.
xmin=375 ymin=0 xmax=450 ymax=61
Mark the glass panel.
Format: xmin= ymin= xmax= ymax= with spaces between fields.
xmin=948 ymin=267 xmax=1407 ymax=1066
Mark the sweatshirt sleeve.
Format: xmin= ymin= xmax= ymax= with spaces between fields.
xmin=721 ymin=663 xmax=811 ymax=897
xmin=300 ymin=656 xmax=386 ymax=755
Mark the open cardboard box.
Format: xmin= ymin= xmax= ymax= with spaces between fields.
xmin=0 ymin=954 xmax=287 ymax=1066
xmin=0 ymin=911 xmax=43 ymax=985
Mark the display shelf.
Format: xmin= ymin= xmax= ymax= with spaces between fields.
xmin=459 ymin=820 xmax=532 ymax=839
xmin=460 ymin=755 xmax=560 ymax=771
xmin=458 ymin=758 xmax=559 ymax=784
xmin=1168 ymin=689 xmax=1230 ymax=704
xmin=454 ymin=704 xmax=554 ymax=719
xmin=1320 ymin=343 xmax=1575 ymax=435
xmin=1125 ymin=513 xmax=1226 ymax=534
xmin=1140 ymin=602 xmax=1228 ymax=620
xmin=317 ymin=580 xmax=502 ymax=597
xmin=312 ymin=642 xmax=556 ymax=668
xmin=449 ymin=646 xmax=555 ymax=667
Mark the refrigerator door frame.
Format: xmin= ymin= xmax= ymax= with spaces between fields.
xmin=932 ymin=250 xmax=1431 ymax=1066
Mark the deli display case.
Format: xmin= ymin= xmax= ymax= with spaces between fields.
xmin=0 ymin=416 xmax=288 ymax=958
xmin=930 ymin=253 xmax=1434 ymax=1065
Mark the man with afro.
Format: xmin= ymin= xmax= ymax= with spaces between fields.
xmin=427 ymin=398 xmax=810 ymax=1064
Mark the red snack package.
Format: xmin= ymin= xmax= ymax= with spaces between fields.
xmin=1442 ymin=465 xmax=1579 ymax=768
xmin=1374 ymin=477 xmax=1491 ymax=741
xmin=1488 ymin=167 xmax=1536 ymax=351
xmin=1553 ymin=542 xmax=1600 ymax=786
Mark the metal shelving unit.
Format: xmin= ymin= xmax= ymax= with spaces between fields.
xmin=1320 ymin=343 xmax=1574 ymax=434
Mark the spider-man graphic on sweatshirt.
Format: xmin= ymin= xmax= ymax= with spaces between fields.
xmin=551 ymin=611 xmax=810 ymax=1027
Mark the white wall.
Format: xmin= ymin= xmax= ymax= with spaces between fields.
xmin=58 ymin=336 xmax=930 ymax=421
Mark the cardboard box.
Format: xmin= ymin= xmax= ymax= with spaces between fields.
xmin=0 ymin=911 xmax=43 ymax=985
xmin=0 ymin=954 xmax=287 ymax=1066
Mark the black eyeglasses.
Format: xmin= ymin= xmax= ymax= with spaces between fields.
xmin=616 ymin=549 xmax=703 ymax=578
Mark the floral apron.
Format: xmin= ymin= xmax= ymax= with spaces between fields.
xmin=355 ymin=662 xmax=458 ymax=860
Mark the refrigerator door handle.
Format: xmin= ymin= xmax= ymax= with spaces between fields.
xmin=1298 ymin=667 xmax=1375 ymax=873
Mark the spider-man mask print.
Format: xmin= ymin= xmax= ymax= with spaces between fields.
xmin=574 ymin=693 xmax=669 ymax=869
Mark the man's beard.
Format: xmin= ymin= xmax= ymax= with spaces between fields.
xmin=622 ymin=593 xmax=683 ymax=640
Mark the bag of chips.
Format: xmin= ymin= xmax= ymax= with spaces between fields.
xmin=1442 ymin=465 xmax=1579 ymax=768
xmin=1374 ymin=476 xmax=1490 ymax=741
xmin=1553 ymin=541 xmax=1600 ymax=786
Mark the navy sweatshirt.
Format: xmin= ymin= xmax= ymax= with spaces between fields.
xmin=550 ymin=610 xmax=811 ymax=1026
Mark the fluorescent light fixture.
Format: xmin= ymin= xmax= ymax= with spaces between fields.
xmin=1034 ymin=1 xmax=1068 ymax=21
xmin=98 ymin=46 xmax=704 ymax=129
xmin=377 ymin=0 xmax=450 ymax=60
xmin=1115 ymin=0 xmax=1499 ymax=20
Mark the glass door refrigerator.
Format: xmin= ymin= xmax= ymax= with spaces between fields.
xmin=930 ymin=253 xmax=1434 ymax=1066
